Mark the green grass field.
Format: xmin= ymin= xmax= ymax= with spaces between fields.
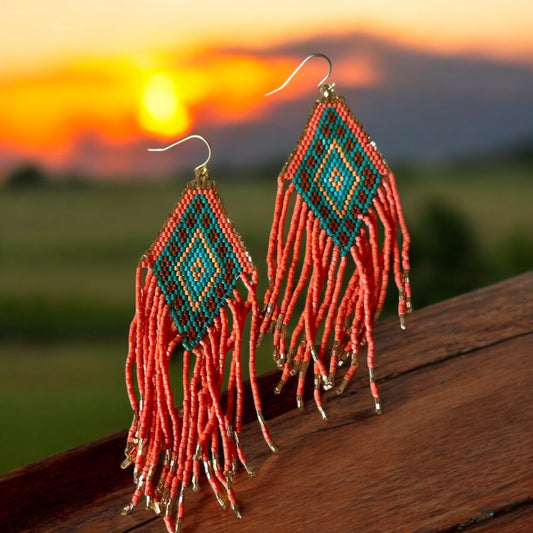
xmin=1 ymin=164 xmax=531 ymax=473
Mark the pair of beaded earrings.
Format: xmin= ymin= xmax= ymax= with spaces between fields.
xmin=121 ymin=53 xmax=411 ymax=532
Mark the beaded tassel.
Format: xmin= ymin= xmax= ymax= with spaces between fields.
xmin=259 ymin=85 xmax=411 ymax=417
xmin=122 ymin=166 xmax=277 ymax=533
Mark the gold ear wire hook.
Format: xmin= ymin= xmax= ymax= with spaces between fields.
xmin=265 ymin=53 xmax=333 ymax=97
xmin=147 ymin=134 xmax=212 ymax=172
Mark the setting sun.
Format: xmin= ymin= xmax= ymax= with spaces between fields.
xmin=139 ymin=72 xmax=191 ymax=138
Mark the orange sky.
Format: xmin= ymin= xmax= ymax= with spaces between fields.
xmin=3 ymin=0 xmax=533 ymax=73
xmin=1 ymin=0 xmax=532 ymax=175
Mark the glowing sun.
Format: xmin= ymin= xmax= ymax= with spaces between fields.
xmin=139 ymin=72 xmax=191 ymax=137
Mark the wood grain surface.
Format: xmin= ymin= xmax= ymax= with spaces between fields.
xmin=1 ymin=272 xmax=531 ymax=533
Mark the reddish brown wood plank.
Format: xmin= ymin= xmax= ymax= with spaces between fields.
xmin=465 ymin=503 xmax=533 ymax=532
xmin=372 ymin=271 xmax=532 ymax=381
xmin=239 ymin=272 xmax=532 ymax=426
xmin=0 ymin=432 xmax=130 ymax=532
xmin=124 ymin=333 xmax=533 ymax=532
xmin=0 ymin=273 xmax=531 ymax=533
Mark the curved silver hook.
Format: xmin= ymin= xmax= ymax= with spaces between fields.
xmin=147 ymin=134 xmax=212 ymax=170
xmin=265 ymin=53 xmax=332 ymax=96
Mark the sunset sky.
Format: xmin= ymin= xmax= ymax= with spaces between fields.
xmin=1 ymin=0 xmax=532 ymax=177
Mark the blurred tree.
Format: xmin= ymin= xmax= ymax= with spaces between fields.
xmin=509 ymin=139 xmax=533 ymax=166
xmin=499 ymin=230 xmax=533 ymax=275
xmin=409 ymin=198 xmax=488 ymax=309
xmin=5 ymin=164 xmax=48 ymax=189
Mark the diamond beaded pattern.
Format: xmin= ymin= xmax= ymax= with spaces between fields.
xmin=290 ymin=100 xmax=384 ymax=256
xmin=151 ymin=191 xmax=245 ymax=351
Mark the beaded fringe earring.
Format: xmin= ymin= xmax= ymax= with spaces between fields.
xmin=121 ymin=136 xmax=277 ymax=533
xmin=259 ymin=54 xmax=411 ymax=418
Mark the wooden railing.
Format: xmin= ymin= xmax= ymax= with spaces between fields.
xmin=1 ymin=272 xmax=532 ymax=532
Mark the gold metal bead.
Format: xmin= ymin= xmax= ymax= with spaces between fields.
xmin=274 ymin=378 xmax=286 ymax=395
xmin=231 ymin=504 xmax=242 ymax=519
xmin=336 ymin=379 xmax=349 ymax=395
xmin=120 ymin=456 xmax=133 ymax=469
xmin=215 ymin=491 xmax=229 ymax=510
xmin=121 ymin=503 xmax=133 ymax=516
xmin=296 ymin=394 xmax=304 ymax=411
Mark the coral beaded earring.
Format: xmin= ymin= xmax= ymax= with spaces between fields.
xmin=121 ymin=135 xmax=277 ymax=533
xmin=259 ymin=54 xmax=412 ymax=418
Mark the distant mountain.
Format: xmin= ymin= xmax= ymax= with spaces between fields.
xmin=205 ymin=32 xmax=533 ymax=170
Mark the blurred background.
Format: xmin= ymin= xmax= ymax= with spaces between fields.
xmin=1 ymin=0 xmax=532 ymax=473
